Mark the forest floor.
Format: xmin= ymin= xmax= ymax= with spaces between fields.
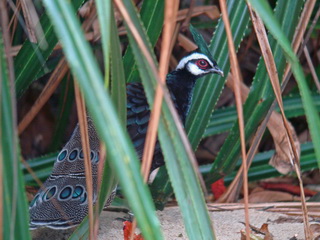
xmin=32 ymin=206 xmax=308 ymax=240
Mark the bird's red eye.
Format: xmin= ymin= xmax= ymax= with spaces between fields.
xmin=196 ymin=59 xmax=209 ymax=69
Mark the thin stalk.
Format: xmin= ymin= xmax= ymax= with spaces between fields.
xmin=131 ymin=0 xmax=179 ymax=237
xmin=18 ymin=58 xmax=68 ymax=134
xmin=221 ymin=0 xmax=319 ymax=205
xmin=219 ymin=0 xmax=250 ymax=239
xmin=0 ymin=1 xmax=19 ymax=237
xmin=303 ymin=45 xmax=320 ymax=91
xmin=74 ymin=82 xmax=94 ymax=240
xmin=248 ymin=5 xmax=311 ymax=239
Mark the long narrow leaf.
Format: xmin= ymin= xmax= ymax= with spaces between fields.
xmin=205 ymin=94 xmax=320 ymax=137
xmin=186 ymin=0 xmax=250 ymax=149
xmin=152 ymin=0 xmax=250 ymax=208
xmin=14 ymin=0 xmax=86 ymax=97
xmin=41 ymin=1 xmax=163 ymax=239
xmin=206 ymin=0 xmax=304 ymax=184
xmin=118 ymin=0 xmax=215 ymax=238
xmin=248 ymin=0 xmax=320 ymax=167
xmin=123 ymin=0 xmax=164 ymax=83
xmin=1 ymin=31 xmax=31 ymax=240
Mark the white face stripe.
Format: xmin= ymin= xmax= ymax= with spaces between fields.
xmin=176 ymin=52 xmax=214 ymax=70
xmin=186 ymin=63 xmax=209 ymax=76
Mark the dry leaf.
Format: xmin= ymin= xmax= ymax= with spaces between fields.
xmin=241 ymin=222 xmax=274 ymax=240
xmin=177 ymin=6 xmax=220 ymax=21
xmin=259 ymin=224 xmax=273 ymax=240
xmin=79 ymin=0 xmax=94 ymax=18
xmin=268 ymin=113 xmax=301 ymax=174
xmin=244 ymin=190 xmax=297 ymax=203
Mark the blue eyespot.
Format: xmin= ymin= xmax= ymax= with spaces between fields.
xmin=90 ymin=151 xmax=94 ymax=161
xmin=72 ymin=186 xmax=84 ymax=199
xmin=80 ymin=192 xmax=87 ymax=203
xmin=57 ymin=149 xmax=67 ymax=161
xmin=69 ymin=149 xmax=78 ymax=161
xmin=79 ymin=150 xmax=84 ymax=159
xmin=59 ymin=186 xmax=72 ymax=200
xmin=30 ymin=194 xmax=40 ymax=207
xmin=44 ymin=186 xmax=57 ymax=201
xmin=94 ymin=152 xmax=100 ymax=163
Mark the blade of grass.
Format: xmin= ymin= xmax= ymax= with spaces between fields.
xmin=110 ymin=5 xmax=126 ymax=126
xmin=0 ymin=20 xmax=31 ymax=240
xmin=123 ymin=0 xmax=164 ymax=84
xmin=42 ymin=1 xmax=163 ymax=239
xmin=95 ymin=0 xmax=111 ymax=88
xmin=247 ymin=5 xmax=310 ymax=239
xmin=247 ymin=0 xmax=320 ymax=167
xmin=205 ymin=93 xmax=320 ymax=136
xmin=247 ymin=1 xmax=319 ymax=238
xmin=14 ymin=0 xmax=86 ymax=97
xmin=207 ymin=0 xmax=304 ymax=184
xmin=141 ymin=0 xmax=179 ymax=184
xmin=129 ymin=0 xmax=179 ymax=237
xmin=151 ymin=0 xmax=250 ymax=210
xmin=217 ymin=142 xmax=317 ymax=184
xmin=95 ymin=3 xmax=124 ymax=237
xmin=186 ymin=0 xmax=250 ymax=149
xmin=117 ymin=1 xmax=215 ymax=239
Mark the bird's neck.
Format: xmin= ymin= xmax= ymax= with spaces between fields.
xmin=166 ymin=70 xmax=197 ymax=124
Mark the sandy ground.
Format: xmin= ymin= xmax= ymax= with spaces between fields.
xmin=32 ymin=207 xmax=307 ymax=239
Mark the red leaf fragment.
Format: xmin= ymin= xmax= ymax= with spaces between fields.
xmin=260 ymin=182 xmax=317 ymax=196
xmin=211 ymin=178 xmax=226 ymax=200
xmin=123 ymin=221 xmax=144 ymax=240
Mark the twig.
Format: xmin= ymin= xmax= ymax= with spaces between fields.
xmin=303 ymin=45 xmax=320 ymax=91
xmin=219 ymin=0 xmax=250 ymax=239
xmin=130 ymin=0 xmax=179 ymax=238
xmin=74 ymin=82 xmax=94 ymax=240
xmin=18 ymin=58 xmax=68 ymax=134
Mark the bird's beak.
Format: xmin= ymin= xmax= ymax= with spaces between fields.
xmin=211 ymin=66 xmax=224 ymax=77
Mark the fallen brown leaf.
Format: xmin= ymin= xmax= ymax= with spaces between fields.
xmin=243 ymin=190 xmax=298 ymax=203
xmin=268 ymin=114 xmax=300 ymax=174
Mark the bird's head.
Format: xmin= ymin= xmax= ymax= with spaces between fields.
xmin=175 ymin=51 xmax=224 ymax=78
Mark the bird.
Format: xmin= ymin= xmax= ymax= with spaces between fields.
xmin=29 ymin=50 xmax=223 ymax=230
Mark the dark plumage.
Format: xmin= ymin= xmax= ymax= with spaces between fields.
xmin=29 ymin=50 xmax=223 ymax=230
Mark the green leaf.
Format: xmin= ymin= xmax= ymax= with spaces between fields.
xmin=1 ymin=31 xmax=31 ymax=240
xmin=23 ymin=153 xmax=56 ymax=185
xmin=204 ymin=94 xmax=320 ymax=137
xmin=123 ymin=0 xmax=164 ymax=83
xmin=248 ymin=0 xmax=320 ymax=167
xmin=152 ymin=0 xmax=250 ymax=209
xmin=110 ymin=7 xmax=127 ymax=126
xmin=96 ymin=0 xmax=111 ymax=88
xmin=206 ymin=0 xmax=305 ymax=184
xmin=200 ymin=142 xmax=318 ymax=184
xmin=14 ymin=0 xmax=86 ymax=97
xmin=186 ymin=0 xmax=250 ymax=149
xmin=189 ymin=24 xmax=215 ymax=61
xmin=121 ymin=0 xmax=215 ymax=239
xmin=41 ymin=1 xmax=163 ymax=239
